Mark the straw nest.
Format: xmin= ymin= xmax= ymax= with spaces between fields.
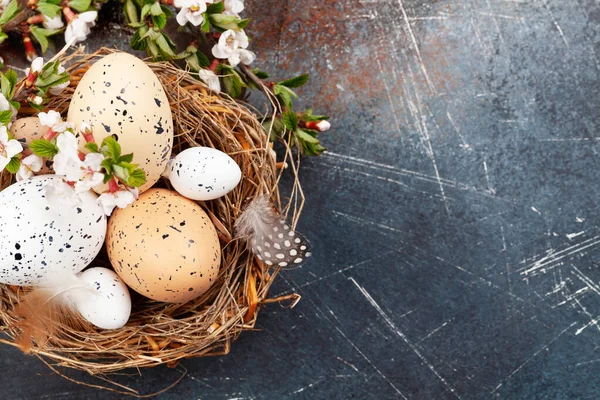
xmin=0 ymin=48 xmax=303 ymax=393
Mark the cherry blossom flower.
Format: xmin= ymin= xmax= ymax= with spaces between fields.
xmin=53 ymin=131 xmax=84 ymax=182
xmin=25 ymin=57 xmax=44 ymax=75
xmin=211 ymin=29 xmax=255 ymax=67
xmin=65 ymin=11 xmax=98 ymax=44
xmin=44 ymin=178 xmax=82 ymax=208
xmin=48 ymin=65 xmax=70 ymax=95
xmin=16 ymin=154 xmax=43 ymax=181
xmin=198 ymin=69 xmax=221 ymax=92
xmin=174 ymin=0 xmax=213 ymax=26
xmin=38 ymin=110 xmax=74 ymax=133
xmin=43 ymin=15 xmax=65 ymax=30
xmin=74 ymin=153 xmax=105 ymax=193
xmin=223 ymin=0 xmax=244 ymax=17
xmin=0 ymin=126 xmax=23 ymax=171
xmin=0 ymin=93 xmax=16 ymax=121
xmin=97 ymin=190 xmax=136 ymax=216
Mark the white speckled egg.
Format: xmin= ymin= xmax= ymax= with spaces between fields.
xmin=0 ymin=175 xmax=107 ymax=286
xmin=67 ymin=52 xmax=173 ymax=192
xmin=10 ymin=117 xmax=54 ymax=174
xmin=73 ymin=267 xmax=131 ymax=329
xmin=165 ymin=147 xmax=241 ymax=201
xmin=106 ymin=189 xmax=220 ymax=303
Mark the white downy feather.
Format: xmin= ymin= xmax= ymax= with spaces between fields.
xmin=235 ymin=195 xmax=312 ymax=268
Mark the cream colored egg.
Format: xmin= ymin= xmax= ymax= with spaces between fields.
xmin=106 ymin=189 xmax=221 ymax=303
xmin=10 ymin=117 xmax=53 ymax=174
xmin=67 ymin=52 xmax=173 ymax=192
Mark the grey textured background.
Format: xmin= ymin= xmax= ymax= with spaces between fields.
xmin=2 ymin=0 xmax=600 ymax=398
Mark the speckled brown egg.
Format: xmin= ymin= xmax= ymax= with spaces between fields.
xmin=106 ymin=189 xmax=221 ymax=303
xmin=67 ymin=52 xmax=173 ymax=192
xmin=10 ymin=117 xmax=54 ymax=174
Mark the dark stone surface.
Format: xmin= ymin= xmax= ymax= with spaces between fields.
xmin=2 ymin=0 xmax=600 ymax=398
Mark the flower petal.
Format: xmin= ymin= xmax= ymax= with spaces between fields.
xmin=5 ymin=139 xmax=22 ymax=158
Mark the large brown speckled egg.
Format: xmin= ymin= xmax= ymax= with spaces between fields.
xmin=67 ymin=52 xmax=173 ymax=192
xmin=10 ymin=117 xmax=53 ymax=174
xmin=106 ymin=189 xmax=221 ymax=303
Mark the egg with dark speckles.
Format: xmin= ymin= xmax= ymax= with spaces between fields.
xmin=73 ymin=267 xmax=131 ymax=329
xmin=165 ymin=147 xmax=241 ymax=201
xmin=67 ymin=52 xmax=173 ymax=193
xmin=106 ymin=188 xmax=221 ymax=303
xmin=0 ymin=175 xmax=107 ymax=286
xmin=10 ymin=117 xmax=54 ymax=174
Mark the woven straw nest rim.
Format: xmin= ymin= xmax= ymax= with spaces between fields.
xmin=0 ymin=47 xmax=304 ymax=395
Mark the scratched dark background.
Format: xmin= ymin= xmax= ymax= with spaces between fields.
xmin=1 ymin=0 xmax=600 ymax=398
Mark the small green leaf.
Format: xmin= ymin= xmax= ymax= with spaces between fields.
xmin=273 ymin=84 xmax=296 ymax=109
xmin=140 ymin=3 xmax=152 ymax=19
xmin=85 ymin=142 xmax=99 ymax=153
xmin=197 ymin=52 xmax=210 ymax=68
xmin=119 ymin=153 xmax=134 ymax=163
xmin=124 ymin=0 xmax=139 ymax=23
xmin=206 ymin=2 xmax=224 ymax=14
xmin=300 ymin=109 xmax=329 ymax=122
xmin=160 ymin=4 xmax=172 ymax=18
xmin=0 ymin=32 xmax=8 ymax=46
xmin=252 ymin=69 xmax=269 ymax=79
xmin=155 ymin=34 xmax=176 ymax=57
xmin=112 ymin=164 xmax=129 ymax=183
xmin=201 ymin=13 xmax=210 ymax=32
xmin=128 ymin=168 xmax=146 ymax=187
xmin=101 ymin=136 xmax=121 ymax=161
xmin=279 ymin=74 xmax=309 ymax=88
xmin=296 ymin=129 xmax=320 ymax=144
xmin=152 ymin=13 xmax=167 ymax=30
xmin=208 ymin=14 xmax=244 ymax=31
xmin=67 ymin=0 xmax=91 ymax=12
xmin=36 ymin=2 xmax=62 ymax=18
xmin=150 ymin=1 xmax=162 ymax=16
xmin=282 ymin=110 xmax=298 ymax=131
xmin=0 ymin=0 xmax=20 ymax=25
xmin=101 ymin=158 xmax=113 ymax=175
xmin=30 ymin=139 xmax=59 ymax=157
xmin=0 ymin=110 xmax=12 ymax=125
xmin=5 ymin=157 xmax=20 ymax=174
xmin=103 ymin=173 xmax=113 ymax=184
xmin=237 ymin=18 xmax=250 ymax=30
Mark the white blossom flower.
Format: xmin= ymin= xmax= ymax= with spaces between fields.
xmin=174 ymin=0 xmax=212 ymax=26
xmin=97 ymin=190 xmax=136 ymax=216
xmin=38 ymin=110 xmax=74 ymax=133
xmin=74 ymin=153 xmax=104 ymax=193
xmin=44 ymin=179 xmax=82 ymax=208
xmin=65 ymin=11 xmax=97 ymax=44
xmin=316 ymin=120 xmax=331 ymax=131
xmin=16 ymin=154 xmax=43 ymax=181
xmin=223 ymin=0 xmax=244 ymax=17
xmin=48 ymin=65 xmax=70 ymax=95
xmin=29 ymin=57 xmax=44 ymax=74
xmin=0 ymin=126 xmax=23 ymax=171
xmin=43 ymin=15 xmax=65 ymax=30
xmin=198 ymin=69 xmax=221 ymax=92
xmin=53 ymin=131 xmax=84 ymax=182
xmin=211 ymin=29 xmax=255 ymax=67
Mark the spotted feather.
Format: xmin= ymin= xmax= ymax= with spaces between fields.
xmin=234 ymin=196 xmax=312 ymax=268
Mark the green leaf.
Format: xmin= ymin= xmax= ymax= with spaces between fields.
xmin=300 ymin=109 xmax=329 ymax=122
xmin=112 ymin=164 xmax=130 ymax=183
xmin=206 ymin=2 xmax=224 ymax=14
xmin=127 ymin=168 xmax=146 ymax=187
xmin=101 ymin=158 xmax=113 ymax=175
xmin=85 ymin=142 xmax=99 ymax=153
xmin=155 ymin=34 xmax=176 ymax=57
xmin=282 ymin=110 xmax=298 ymax=131
xmin=197 ymin=52 xmax=210 ymax=68
xmin=30 ymin=139 xmax=59 ymax=157
xmin=5 ymin=157 xmax=20 ymax=174
xmin=9 ymin=100 xmax=20 ymax=111
xmin=67 ymin=0 xmax=91 ymax=12
xmin=140 ymin=3 xmax=152 ymax=19
xmin=124 ymin=0 xmax=139 ymax=23
xmin=253 ymin=69 xmax=269 ymax=79
xmin=36 ymin=2 xmax=62 ymax=18
xmin=0 ymin=0 xmax=20 ymax=25
xmin=279 ymin=74 xmax=309 ymax=89
xmin=130 ymin=29 xmax=146 ymax=50
xmin=219 ymin=66 xmax=246 ymax=98
xmin=296 ymin=129 xmax=320 ymax=144
xmin=0 ymin=32 xmax=8 ymax=46
xmin=237 ymin=18 xmax=250 ymax=30
xmin=201 ymin=13 xmax=210 ymax=32
xmin=118 ymin=153 xmax=134 ymax=163
xmin=0 ymin=74 xmax=12 ymax=100
xmin=208 ymin=14 xmax=244 ymax=31
xmin=152 ymin=13 xmax=167 ymax=30
xmin=103 ymin=173 xmax=113 ymax=184
xmin=101 ymin=136 xmax=121 ymax=161
xmin=0 ymin=110 xmax=12 ymax=125
xmin=150 ymin=1 xmax=162 ymax=16
xmin=160 ymin=4 xmax=172 ymax=18
xmin=273 ymin=84 xmax=296 ymax=109
xmin=30 ymin=26 xmax=49 ymax=53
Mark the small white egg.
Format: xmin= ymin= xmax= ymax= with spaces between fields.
xmin=165 ymin=147 xmax=241 ymax=201
xmin=73 ymin=267 xmax=131 ymax=329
